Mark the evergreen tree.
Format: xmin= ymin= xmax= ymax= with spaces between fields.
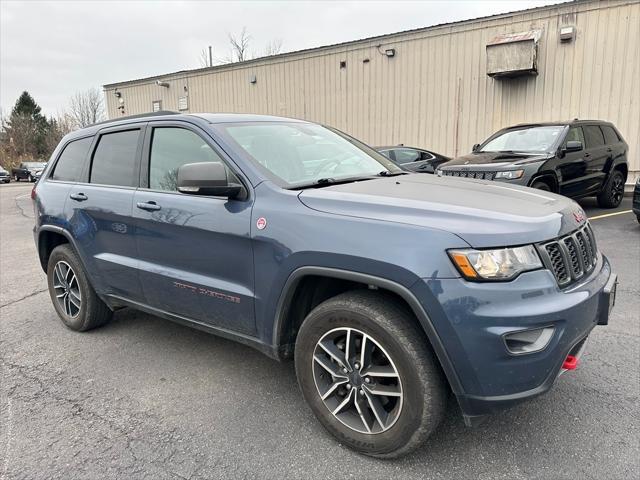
xmin=4 ymin=91 xmax=50 ymax=159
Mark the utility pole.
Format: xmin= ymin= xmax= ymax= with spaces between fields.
xmin=208 ymin=46 xmax=213 ymax=67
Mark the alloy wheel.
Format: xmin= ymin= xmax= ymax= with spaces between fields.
xmin=611 ymin=175 xmax=624 ymax=204
xmin=52 ymin=261 xmax=82 ymax=318
xmin=312 ymin=327 xmax=403 ymax=434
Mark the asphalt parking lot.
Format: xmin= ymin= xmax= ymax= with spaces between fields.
xmin=1 ymin=181 xmax=638 ymax=480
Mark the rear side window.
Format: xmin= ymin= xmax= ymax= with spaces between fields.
xmin=52 ymin=137 xmax=93 ymax=182
xmin=90 ymin=130 xmax=140 ymax=187
xmin=601 ymin=126 xmax=620 ymax=144
xmin=583 ymin=126 xmax=605 ymax=148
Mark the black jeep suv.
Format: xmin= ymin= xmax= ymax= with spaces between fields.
xmin=438 ymin=120 xmax=628 ymax=208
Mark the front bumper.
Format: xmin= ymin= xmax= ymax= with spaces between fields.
xmin=412 ymin=254 xmax=614 ymax=419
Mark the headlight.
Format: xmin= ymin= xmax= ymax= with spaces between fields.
xmin=449 ymin=245 xmax=542 ymax=281
xmin=494 ymin=170 xmax=524 ymax=180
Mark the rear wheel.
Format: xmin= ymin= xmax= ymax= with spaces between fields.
xmin=47 ymin=244 xmax=112 ymax=331
xmin=597 ymin=170 xmax=625 ymax=208
xmin=295 ymin=290 xmax=446 ymax=458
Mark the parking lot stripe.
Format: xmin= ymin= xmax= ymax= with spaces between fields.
xmin=589 ymin=210 xmax=632 ymax=220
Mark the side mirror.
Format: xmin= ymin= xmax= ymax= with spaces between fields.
xmin=177 ymin=162 xmax=246 ymax=199
xmin=564 ymin=140 xmax=583 ymax=152
xmin=472 ymin=143 xmax=481 ymax=152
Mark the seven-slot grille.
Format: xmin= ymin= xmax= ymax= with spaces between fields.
xmin=538 ymin=223 xmax=598 ymax=287
xmin=440 ymin=170 xmax=496 ymax=180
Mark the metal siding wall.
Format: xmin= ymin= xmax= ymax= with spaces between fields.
xmin=104 ymin=0 xmax=640 ymax=179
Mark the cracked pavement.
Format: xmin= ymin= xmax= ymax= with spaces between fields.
xmin=0 ymin=182 xmax=638 ymax=479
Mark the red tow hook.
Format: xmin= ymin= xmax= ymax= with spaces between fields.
xmin=563 ymin=355 xmax=579 ymax=370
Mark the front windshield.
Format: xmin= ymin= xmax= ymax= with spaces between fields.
xmin=481 ymin=126 xmax=564 ymax=154
xmin=217 ymin=122 xmax=401 ymax=187
xmin=24 ymin=162 xmax=46 ymax=169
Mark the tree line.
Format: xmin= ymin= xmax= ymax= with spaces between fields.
xmin=0 ymin=88 xmax=105 ymax=170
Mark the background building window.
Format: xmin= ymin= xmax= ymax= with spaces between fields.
xmin=152 ymin=100 xmax=162 ymax=112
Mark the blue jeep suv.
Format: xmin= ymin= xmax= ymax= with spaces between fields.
xmin=33 ymin=112 xmax=617 ymax=458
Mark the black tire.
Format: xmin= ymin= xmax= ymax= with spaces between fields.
xmin=597 ymin=169 xmax=625 ymax=208
xmin=295 ymin=290 xmax=446 ymax=458
xmin=531 ymin=180 xmax=551 ymax=191
xmin=14 ymin=174 xmax=19 ymax=182
xmin=47 ymin=244 xmax=112 ymax=331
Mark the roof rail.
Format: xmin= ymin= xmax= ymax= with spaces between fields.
xmin=89 ymin=110 xmax=179 ymax=128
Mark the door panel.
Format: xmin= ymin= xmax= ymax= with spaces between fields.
xmin=134 ymin=124 xmax=255 ymax=334
xmin=66 ymin=125 xmax=145 ymax=301
xmin=558 ymin=127 xmax=588 ymax=197
xmin=582 ymin=125 xmax=609 ymax=193
xmin=67 ymin=185 xmax=143 ymax=300
xmin=133 ymin=190 xmax=255 ymax=334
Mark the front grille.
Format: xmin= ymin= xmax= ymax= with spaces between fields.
xmin=538 ymin=223 xmax=598 ymax=288
xmin=440 ymin=170 xmax=496 ymax=180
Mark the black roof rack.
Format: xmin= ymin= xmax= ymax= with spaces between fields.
xmin=89 ymin=110 xmax=179 ymax=128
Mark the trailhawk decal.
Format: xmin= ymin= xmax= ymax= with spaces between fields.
xmin=173 ymin=281 xmax=241 ymax=304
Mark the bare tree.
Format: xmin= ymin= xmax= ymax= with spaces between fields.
xmin=263 ymin=38 xmax=283 ymax=57
xmin=44 ymin=113 xmax=74 ymax=154
xmin=69 ymin=87 xmax=105 ymax=128
xmin=228 ymin=27 xmax=251 ymax=62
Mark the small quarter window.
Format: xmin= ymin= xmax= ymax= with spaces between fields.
xmin=601 ymin=126 xmax=620 ymax=145
xmin=52 ymin=137 xmax=93 ymax=182
xmin=90 ymin=130 xmax=140 ymax=187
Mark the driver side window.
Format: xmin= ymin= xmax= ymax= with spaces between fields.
xmin=149 ymin=127 xmax=237 ymax=191
xmin=564 ymin=127 xmax=585 ymax=149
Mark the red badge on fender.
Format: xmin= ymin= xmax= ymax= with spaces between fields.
xmin=256 ymin=217 xmax=267 ymax=230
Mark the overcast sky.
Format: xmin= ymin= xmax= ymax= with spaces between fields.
xmin=1 ymin=0 xmax=566 ymax=116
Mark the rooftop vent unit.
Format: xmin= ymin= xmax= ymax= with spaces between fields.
xmin=486 ymin=30 xmax=542 ymax=78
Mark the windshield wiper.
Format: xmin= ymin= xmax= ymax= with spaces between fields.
xmin=377 ymin=170 xmax=407 ymax=177
xmin=292 ymin=176 xmax=376 ymax=190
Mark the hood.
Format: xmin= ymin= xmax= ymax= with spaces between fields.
xmin=440 ymin=151 xmax=550 ymax=168
xmin=298 ymin=174 xmax=585 ymax=248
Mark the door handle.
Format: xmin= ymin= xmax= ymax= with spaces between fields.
xmin=583 ymin=153 xmax=591 ymax=158
xmin=136 ymin=201 xmax=161 ymax=211
xmin=69 ymin=193 xmax=88 ymax=201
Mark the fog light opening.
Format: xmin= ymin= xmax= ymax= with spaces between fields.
xmin=504 ymin=327 xmax=555 ymax=355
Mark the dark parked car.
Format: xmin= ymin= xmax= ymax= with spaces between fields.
xmin=12 ymin=161 xmax=47 ymax=182
xmin=33 ymin=112 xmax=616 ymax=458
xmin=0 ymin=166 xmax=10 ymax=183
xmin=376 ymin=145 xmax=450 ymax=173
xmin=438 ymin=120 xmax=628 ymax=208
xmin=633 ymin=176 xmax=640 ymax=224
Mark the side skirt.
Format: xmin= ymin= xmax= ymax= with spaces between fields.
xmin=105 ymin=294 xmax=278 ymax=359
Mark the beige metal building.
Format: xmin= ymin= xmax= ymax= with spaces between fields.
xmin=104 ymin=0 xmax=640 ymax=184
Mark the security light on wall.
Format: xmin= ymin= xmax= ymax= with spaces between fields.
xmin=384 ymin=48 xmax=396 ymax=57
xmin=156 ymin=80 xmax=170 ymax=88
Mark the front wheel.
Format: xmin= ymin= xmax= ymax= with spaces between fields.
xmin=295 ymin=290 xmax=446 ymax=458
xmin=597 ymin=170 xmax=625 ymax=208
xmin=531 ymin=180 xmax=551 ymax=191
